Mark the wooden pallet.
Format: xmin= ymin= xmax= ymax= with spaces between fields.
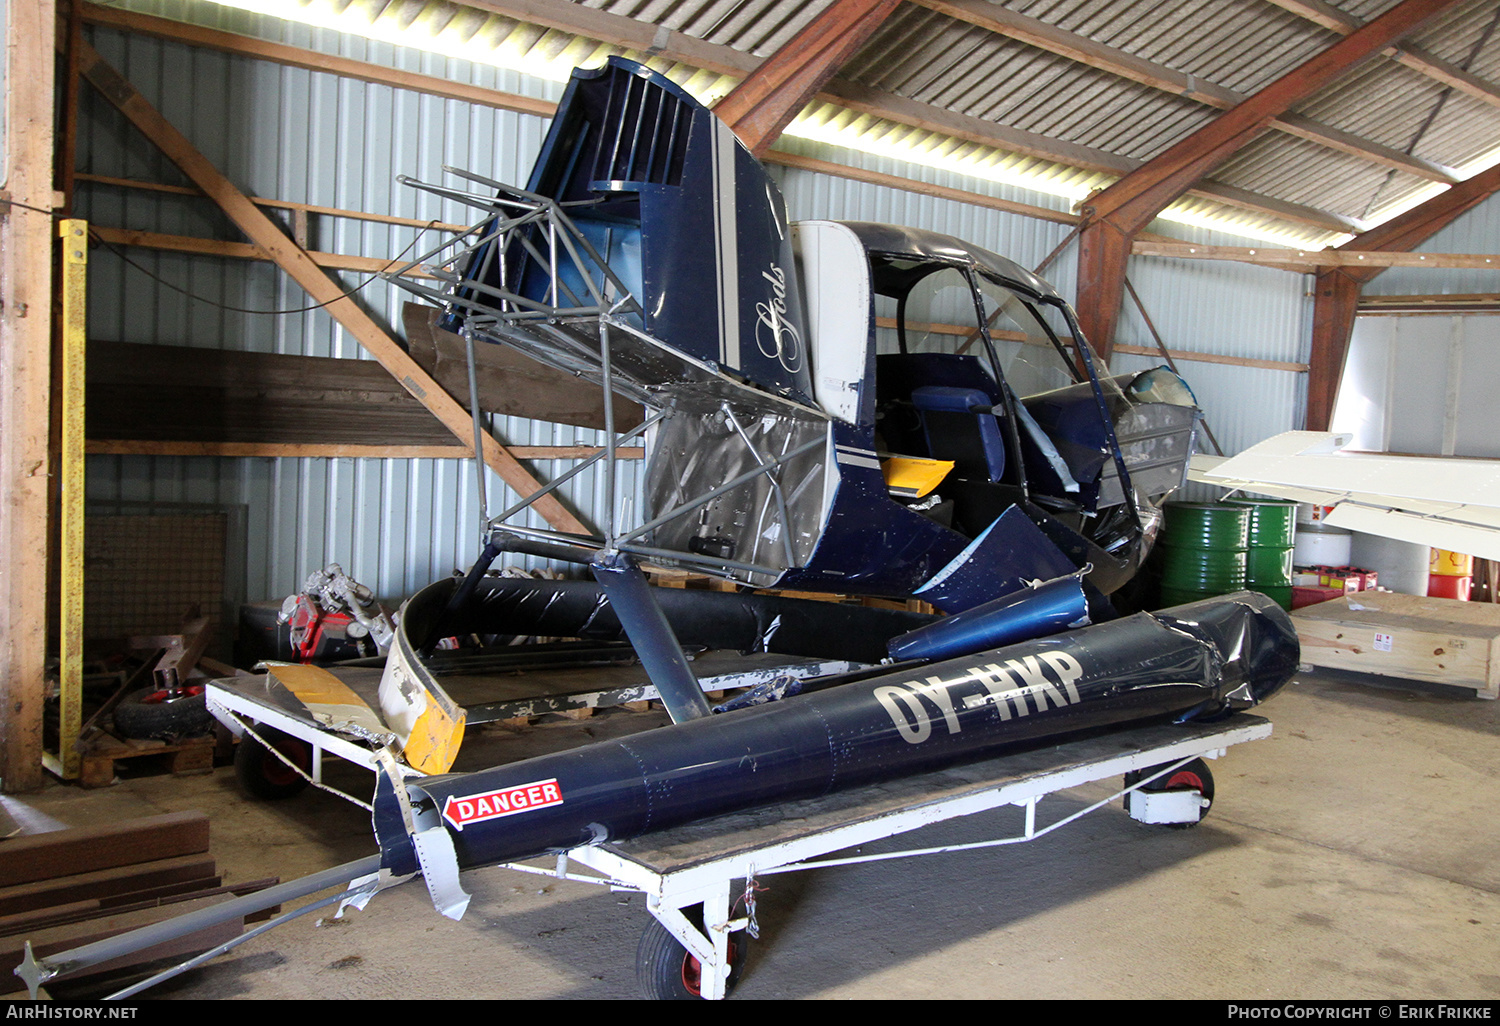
xmin=77 ymin=733 xmax=216 ymax=788
xmin=1291 ymin=592 xmax=1500 ymax=699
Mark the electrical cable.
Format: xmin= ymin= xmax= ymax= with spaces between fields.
xmin=85 ymin=218 xmax=440 ymax=316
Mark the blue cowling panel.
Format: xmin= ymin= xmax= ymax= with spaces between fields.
xmin=458 ymin=58 xmax=815 ymax=404
xmin=914 ymin=505 xmax=1078 ymax=612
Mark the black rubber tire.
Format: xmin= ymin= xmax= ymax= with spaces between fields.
xmin=233 ymin=727 xmax=313 ymax=800
xmin=636 ymin=915 xmax=747 ymax=1000
xmin=1124 ymin=757 xmax=1215 ymax=828
xmin=112 ymin=685 xmax=213 ymax=740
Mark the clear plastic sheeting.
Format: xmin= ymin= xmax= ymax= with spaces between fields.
xmin=643 ymin=400 xmax=832 ymax=583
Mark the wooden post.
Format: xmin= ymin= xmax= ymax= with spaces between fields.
xmin=51 ymin=220 xmax=88 ymax=781
xmin=0 ymin=0 xmax=59 ymax=792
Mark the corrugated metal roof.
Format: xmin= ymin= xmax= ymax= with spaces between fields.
xmin=473 ymin=0 xmax=1500 ymax=247
xmin=159 ymin=0 xmax=1500 ymax=246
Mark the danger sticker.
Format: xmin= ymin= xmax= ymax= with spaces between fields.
xmin=442 ymin=779 xmax=563 ymax=830
xmin=1374 ymin=632 xmax=1393 ymax=652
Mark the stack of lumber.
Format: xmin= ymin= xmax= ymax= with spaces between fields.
xmin=0 ymin=811 xmax=277 ymax=996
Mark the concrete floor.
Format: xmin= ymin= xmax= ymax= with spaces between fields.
xmin=8 ymin=666 xmax=1500 ymax=1001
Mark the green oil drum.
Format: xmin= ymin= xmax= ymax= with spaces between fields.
xmin=1223 ymin=498 xmax=1297 ymax=609
xmin=1158 ymin=502 xmax=1249 ymax=605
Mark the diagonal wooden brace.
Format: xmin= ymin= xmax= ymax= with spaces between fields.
xmin=76 ymin=40 xmax=589 ymax=536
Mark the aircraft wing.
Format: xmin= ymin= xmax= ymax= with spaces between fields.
xmin=1189 ymin=430 xmax=1500 ymax=561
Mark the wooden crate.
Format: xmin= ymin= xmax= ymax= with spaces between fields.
xmin=1291 ymin=592 xmax=1500 ymax=699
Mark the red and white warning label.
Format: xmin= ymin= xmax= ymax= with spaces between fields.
xmin=441 ymin=779 xmax=564 ymax=830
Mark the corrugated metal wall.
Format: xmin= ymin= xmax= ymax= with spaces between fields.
xmin=84 ymin=1 xmax=1340 ymax=603
xmin=80 ymin=7 xmax=640 ymax=607
xmin=1337 ymin=190 xmax=1500 ymax=461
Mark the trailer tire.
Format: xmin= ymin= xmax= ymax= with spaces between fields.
xmin=234 ymin=727 xmax=313 ymax=800
xmin=636 ymin=915 xmax=746 ymax=1000
xmin=1124 ymin=757 xmax=1214 ymax=827
xmin=112 ymin=685 xmax=212 ymax=740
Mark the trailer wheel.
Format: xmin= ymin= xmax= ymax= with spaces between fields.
xmin=112 ymin=685 xmax=213 ymax=740
xmin=1124 ymin=757 xmax=1215 ymax=827
xmin=234 ymin=726 xmax=313 ymax=800
xmin=636 ymin=916 xmax=747 ymax=1000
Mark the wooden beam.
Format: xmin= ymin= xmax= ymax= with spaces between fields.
xmin=82 ymin=3 xmax=556 ymax=118
xmin=1110 ymin=345 xmax=1307 ymax=374
xmin=713 ymin=0 xmax=900 ymax=155
xmin=915 ymin=0 xmax=1462 ymax=184
xmin=1131 ymin=240 xmax=1500 ymax=271
xmin=1082 ymin=0 xmax=1466 ymax=236
xmin=870 ymin=321 xmax=1306 ymax=371
xmin=1333 ymin=161 xmax=1500 ymax=285
xmin=86 ymin=441 xmax=643 ymax=460
xmin=83 ymin=2 xmax=1361 ymax=239
xmin=77 ymin=41 xmax=589 ymax=536
xmin=77 ymin=174 xmax=468 ymax=232
xmin=1299 ymin=161 xmax=1500 ymax=429
xmin=1264 ymin=0 xmax=1500 ymax=111
xmin=0 ymin=0 xmax=57 ymax=793
xmin=1358 ymin=293 xmax=1500 ymax=313
xmin=1306 ymin=269 xmax=1362 ymax=431
xmin=1073 ymin=0 xmax=1463 ymax=363
xmin=90 ymin=225 xmax=438 ymax=279
xmin=1073 ymin=218 xmax=1133 ymax=363
xmin=0 ymin=812 xmax=208 ymax=888
xmin=765 ymin=150 xmax=1079 ymax=225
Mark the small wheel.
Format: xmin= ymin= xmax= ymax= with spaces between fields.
xmin=233 ymin=727 xmax=313 ymax=800
xmin=636 ymin=915 xmax=747 ymax=1000
xmin=1124 ymin=757 xmax=1215 ymax=828
xmin=112 ymin=685 xmax=212 ymax=740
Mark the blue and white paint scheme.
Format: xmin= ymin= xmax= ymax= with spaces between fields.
xmin=394 ymin=56 xmax=1201 ymax=617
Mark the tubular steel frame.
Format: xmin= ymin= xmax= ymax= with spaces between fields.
xmin=384 ymin=173 xmax=823 ymax=582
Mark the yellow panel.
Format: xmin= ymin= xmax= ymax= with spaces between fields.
xmin=882 ymin=456 xmax=954 ymax=499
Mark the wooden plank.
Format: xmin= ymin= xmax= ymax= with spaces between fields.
xmin=0 ymin=0 xmax=57 ymax=794
xmin=82 ymin=3 xmax=558 ymax=117
xmin=85 ymin=340 xmax=649 ymax=453
xmin=57 ymin=220 xmax=88 ymax=781
xmin=87 ymin=440 xmax=645 ymax=460
xmin=1109 ymin=344 xmax=1307 ymax=374
xmin=77 ymin=173 xmax=468 ymax=231
xmin=1359 ymin=293 xmax=1500 ymax=313
xmin=0 ymin=812 xmax=209 ymax=888
xmin=77 ymin=43 xmax=589 ymax=537
xmin=1132 ymin=241 xmax=1500 ymax=270
xmin=403 ymin=304 xmax=643 ymax=433
xmin=91 ymin=224 xmax=436 ymax=278
xmin=0 ymin=856 xmax=218 ymax=918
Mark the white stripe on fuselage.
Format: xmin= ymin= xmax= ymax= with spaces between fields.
xmin=712 ymin=121 xmax=740 ymax=371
